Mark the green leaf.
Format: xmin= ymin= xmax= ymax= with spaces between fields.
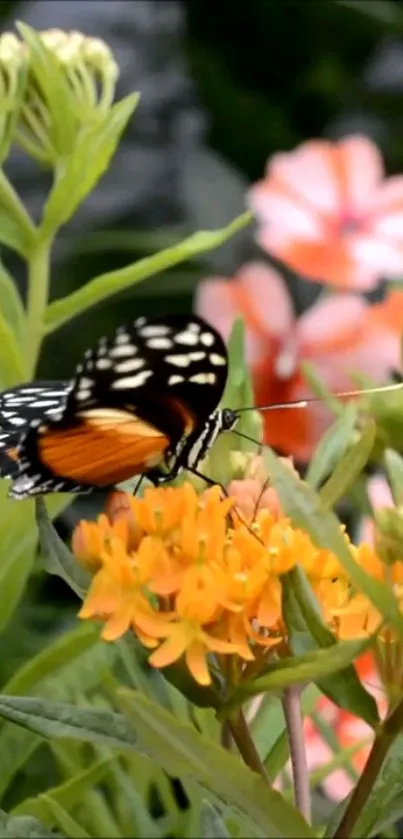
xmin=36 ymin=498 xmax=91 ymax=599
xmin=200 ymin=801 xmax=230 ymax=838
xmin=0 ymin=64 xmax=28 ymax=164
xmin=301 ymin=362 xmax=345 ymax=416
xmin=0 ymin=540 xmax=35 ymax=636
xmin=12 ymin=755 xmax=114 ymax=819
xmin=117 ymin=688 xmax=315 ymax=838
xmin=0 ymin=637 xmax=117 ymax=800
xmin=44 ymin=212 xmax=252 ymax=332
xmin=384 ymin=448 xmax=403 ymax=506
xmin=0 ymin=694 xmax=138 ymax=750
xmin=17 ymin=22 xmax=77 ymax=157
xmin=223 ymin=639 xmax=370 ymax=709
xmin=2 ymin=623 xmax=100 ymax=696
xmin=263 ymin=447 xmax=403 ymax=640
xmin=306 ymin=405 xmax=358 ymax=489
xmin=319 ymin=420 xmax=376 ymax=509
xmin=30 ymin=797 xmax=90 ymax=839
xmin=0 ymin=303 xmax=26 ymax=388
xmin=0 ymin=810 xmax=63 ymax=838
xmin=0 ymin=258 xmax=25 ymax=341
xmin=40 ymin=94 xmax=139 ymax=236
xmin=282 ymin=567 xmax=379 ymax=726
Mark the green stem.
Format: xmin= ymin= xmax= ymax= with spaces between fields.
xmin=333 ymin=697 xmax=403 ymax=838
xmin=227 ymin=708 xmax=269 ymax=781
xmin=25 ymin=237 xmax=53 ymax=376
xmin=283 ymin=686 xmax=311 ymax=824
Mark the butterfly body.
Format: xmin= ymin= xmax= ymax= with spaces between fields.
xmin=0 ymin=315 xmax=238 ymax=499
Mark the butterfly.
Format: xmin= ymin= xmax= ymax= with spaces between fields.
xmin=1 ymin=313 xmax=401 ymax=501
xmin=0 ymin=315 xmax=243 ymax=499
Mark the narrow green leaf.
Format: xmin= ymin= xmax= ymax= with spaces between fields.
xmin=301 ymin=362 xmax=345 ymax=416
xmin=0 ymin=304 xmax=26 ymax=387
xmin=0 ymin=258 xmax=25 ymax=341
xmin=263 ymin=447 xmax=403 ymax=640
xmin=0 ymin=810 xmax=63 ymax=838
xmin=0 ymin=64 xmax=28 ymax=164
xmin=0 ymin=168 xmax=36 ymax=256
xmin=223 ymin=639 xmax=370 ymax=709
xmin=44 ymin=212 xmax=252 ymax=332
xmin=306 ymin=405 xmax=358 ymax=489
xmin=34 ymin=797 xmax=90 ymax=839
xmin=40 ymin=94 xmax=139 ymax=236
xmin=117 ymin=688 xmax=315 ymax=838
xmin=0 ymin=694 xmax=138 ymax=750
xmin=12 ymin=755 xmax=114 ymax=818
xmin=319 ymin=420 xmax=376 ymax=509
xmin=384 ymin=448 xmax=403 ymax=506
xmin=17 ymin=22 xmax=77 ymax=157
xmin=36 ymin=498 xmax=91 ymax=598
xmin=200 ymin=801 xmax=230 ymax=838
xmin=0 ymin=640 xmax=117 ymax=800
xmin=3 ymin=623 xmax=100 ymax=696
xmin=282 ymin=567 xmax=379 ymax=726
xmin=0 ymin=541 xmax=35 ymax=636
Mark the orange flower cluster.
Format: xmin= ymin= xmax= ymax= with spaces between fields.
xmin=72 ymin=482 xmax=391 ymax=686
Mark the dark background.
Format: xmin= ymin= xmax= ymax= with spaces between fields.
xmin=4 ymin=0 xmax=403 ymax=380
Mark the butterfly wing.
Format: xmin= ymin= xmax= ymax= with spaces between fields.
xmin=0 ymin=381 xmax=70 ymax=479
xmin=8 ymin=315 xmax=229 ymax=498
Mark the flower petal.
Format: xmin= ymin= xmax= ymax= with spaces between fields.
xmin=185 ymin=641 xmax=212 ymax=685
xmin=196 ymin=262 xmax=295 ymax=365
xmin=336 ymin=135 xmax=384 ymax=216
xmin=268 ymin=140 xmax=342 ymax=216
xmin=256 ymin=230 xmax=380 ymax=290
xmin=249 ymin=181 xmax=324 ymax=240
xmin=298 ymin=294 xmax=368 ymax=355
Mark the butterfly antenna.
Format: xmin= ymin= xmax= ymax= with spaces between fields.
xmin=235 ymin=381 xmax=403 ymax=414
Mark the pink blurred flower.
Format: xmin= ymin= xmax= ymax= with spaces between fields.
xmin=248 ymin=135 xmax=403 ymax=290
xmin=196 ymin=261 xmax=403 ymax=461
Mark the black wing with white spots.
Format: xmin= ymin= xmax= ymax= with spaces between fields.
xmin=0 ymin=381 xmax=70 ymax=479
xmin=5 ymin=315 xmax=230 ymax=499
xmin=64 ymin=314 xmax=229 ymax=437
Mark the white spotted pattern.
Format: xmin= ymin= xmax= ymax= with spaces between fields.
xmin=189 ymin=373 xmax=216 ymax=385
xmin=200 ymin=332 xmax=215 ymax=347
xmin=146 ymin=337 xmax=173 ymax=350
xmin=109 ymin=344 xmax=137 ymax=359
xmin=209 ymin=353 xmax=227 ymax=366
xmin=173 ymin=330 xmax=200 ymax=346
xmin=168 ymin=374 xmax=185 ymax=385
xmin=114 ymin=358 xmax=145 ymax=374
xmin=139 ymin=325 xmax=172 ymax=338
xmin=111 ymin=370 xmax=153 ymax=390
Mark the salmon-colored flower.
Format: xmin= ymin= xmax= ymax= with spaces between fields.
xmin=248 ymin=135 xmax=403 ymax=290
xmin=196 ymin=262 xmax=403 ymax=460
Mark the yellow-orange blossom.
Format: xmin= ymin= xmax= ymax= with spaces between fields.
xmin=72 ymin=482 xmax=393 ymax=686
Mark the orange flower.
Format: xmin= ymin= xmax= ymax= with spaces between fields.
xmin=248 ymin=135 xmax=403 ymax=290
xmin=73 ymin=483 xmax=399 ymax=688
xmin=196 ymin=262 xmax=403 ymax=460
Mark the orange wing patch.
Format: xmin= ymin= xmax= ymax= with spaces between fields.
xmin=37 ymin=408 xmax=170 ymax=486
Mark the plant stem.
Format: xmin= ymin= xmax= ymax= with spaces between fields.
xmin=228 ymin=708 xmax=269 ymax=781
xmin=283 ymin=686 xmax=311 ymax=824
xmin=333 ymin=696 xmax=403 ymax=838
xmin=25 ymin=236 xmax=53 ymax=376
